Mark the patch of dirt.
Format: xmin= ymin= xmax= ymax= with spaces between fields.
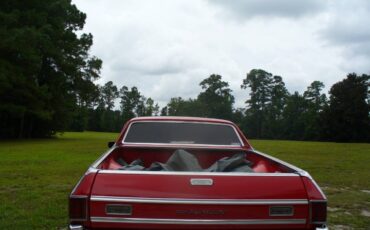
xmin=331 ymin=225 xmax=353 ymax=230
xmin=328 ymin=207 xmax=340 ymax=212
xmin=361 ymin=209 xmax=370 ymax=217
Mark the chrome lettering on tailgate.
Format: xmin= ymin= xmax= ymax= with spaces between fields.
xmin=176 ymin=210 xmax=225 ymax=215
xmin=190 ymin=178 xmax=213 ymax=186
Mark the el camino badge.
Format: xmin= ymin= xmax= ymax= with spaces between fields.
xmin=190 ymin=178 xmax=213 ymax=186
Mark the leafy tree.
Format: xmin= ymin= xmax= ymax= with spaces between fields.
xmin=160 ymin=106 xmax=168 ymax=116
xmin=119 ymin=86 xmax=142 ymax=123
xmin=0 ymin=0 xmax=102 ymax=138
xmin=264 ymin=75 xmax=289 ymax=138
xmin=167 ymin=97 xmax=185 ymax=116
xmin=321 ymin=73 xmax=369 ymax=142
xmin=232 ymin=108 xmax=245 ymax=128
xmin=198 ymin=74 xmax=234 ymax=120
xmin=166 ymin=97 xmax=203 ymax=117
xmin=153 ymin=103 xmax=160 ymax=116
xmin=303 ymin=81 xmax=327 ymax=140
xmin=100 ymin=81 xmax=119 ymax=111
xmin=282 ymin=92 xmax=308 ymax=140
xmin=241 ymin=69 xmax=274 ymax=138
xmin=135 ymin=96 xmax=147 ymax=117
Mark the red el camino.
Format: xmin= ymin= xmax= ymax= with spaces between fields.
xmin=69 ymin=117 xmax=328 ymax=230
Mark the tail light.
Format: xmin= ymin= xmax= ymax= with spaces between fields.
xmin=311 ymin=200 xmax=327 ymax=224
xmin=69 ymin=195 xmax=88 ymax=222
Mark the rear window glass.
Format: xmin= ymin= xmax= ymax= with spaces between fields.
xmin=124 ymin=122 xmax=241 ymax=146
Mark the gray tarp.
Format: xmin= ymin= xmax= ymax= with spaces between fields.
xmin=117 ymin=149 xmax=254 ymax=172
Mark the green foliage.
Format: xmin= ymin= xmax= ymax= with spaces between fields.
xmin=0 ymin=0 xmax=102 ymax=138
xmin=241 ymin=69 xmax=289 ymax=138
xmin=163 ymin=74 xmax=234 ymax=119
xmin=320 ymin=73 xmax=369 ymax=142
xmin=0 ymin=0 xmax=367 ymax=142
xmin=281 ymin=92 xmax=308 ymax=139
xmin=198 ymin=74 xmax=234 ymax=119
xmin=99 ymin=81 xmax=119 ymax=111
xmin=303 ymin=81 xmax=327 ymax=140
xmin=119 ymin=86 xmax=143 ymax=123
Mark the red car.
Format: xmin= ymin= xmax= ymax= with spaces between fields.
xmin=69 ymin=117 xmax=328 ymax=230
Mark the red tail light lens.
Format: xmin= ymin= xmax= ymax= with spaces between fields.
xmin=69 ymin=196 xmax=87 ymax=221
xmin=311 ymin=200 xmax=327 ymax=224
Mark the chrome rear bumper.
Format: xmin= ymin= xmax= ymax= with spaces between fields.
xmin=69 ymin=222 xmax=328 ymax=230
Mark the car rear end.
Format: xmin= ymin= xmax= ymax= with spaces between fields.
xmin=69 ymin=169 xmax=327 ymax=229
xmin=68 ymin=117 xmax=327 ymax=229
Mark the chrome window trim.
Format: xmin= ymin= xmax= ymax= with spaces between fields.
xmin=90 ymin=217 xmax=306 ymax=225
xmin=122 ymin=121 xmax=244 ymax=147
xmin=91 ymin=196 xmax=308 ymax=205
xmin=97 ymin=170 xmax=299 ymax=176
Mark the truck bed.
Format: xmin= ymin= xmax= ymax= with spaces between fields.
xmin=69 ymin=117 xmax=327 ymax=230
xmin=97 ymin=147 xmax=294 ymax=173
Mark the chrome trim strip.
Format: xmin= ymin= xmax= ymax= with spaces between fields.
xmin=90 ymin=217 xmax=306 ymax=225
xmin=98 ymin=170 xmax=299 ymax=176
xmin=91 ymin=196 xmax=308 ymax=205
xmin=122 ymin=143 xmax=242 ymax=149
xmin=252 ymin=150 xmax=327 ymax=200
xmin=309 ymin=177 xmax=327 ymax=200
xmin=122 ymin=121 xmax=244 ymax=147
xmin=190 ymin=178 xmax=213 ymax=186
xmin=252 ymin=150 xmax=304 ymax=173
xmin=91 ymin=147 xmax=116 ymax=168
xmin=71 ymin=167 xmax=99 ymax=195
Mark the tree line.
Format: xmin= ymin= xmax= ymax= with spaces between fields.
xmin=0 ymin=0 xmax=369 ymax=142
xmin=84 ymin=71 xmax=368 ymax=142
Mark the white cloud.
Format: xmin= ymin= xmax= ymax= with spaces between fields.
xmin=211 ymin=0 xmax=327 ymax=19
xmin=73 ymin=0 xmax=369 ymax=108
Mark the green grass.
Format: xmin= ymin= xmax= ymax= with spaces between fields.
xmin=0 ymin=132 xmax=369 ymax=229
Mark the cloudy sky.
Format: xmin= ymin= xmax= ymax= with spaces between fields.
xmin=73 ymin=0 xmax=370 ymax=107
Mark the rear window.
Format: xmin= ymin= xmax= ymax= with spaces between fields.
xmin=123 ymin=122 xmax=241 ymax=146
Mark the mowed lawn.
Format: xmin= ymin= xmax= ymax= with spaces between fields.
xmin=0 ymin=132 xmax=369 ymax=229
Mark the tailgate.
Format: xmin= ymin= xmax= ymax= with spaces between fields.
xmin=89 ymin=171 xmax=309 ymax=229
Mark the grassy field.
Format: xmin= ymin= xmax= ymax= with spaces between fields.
xmin=0 ymin=132 xmax=369 ymax=229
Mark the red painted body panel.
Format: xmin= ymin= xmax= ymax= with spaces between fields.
xmin=91 ymin=173 xmax=307 ymax=199
xmin=69 ymin=117 xmax=327 ymax=230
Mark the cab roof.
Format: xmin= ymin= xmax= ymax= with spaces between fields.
xmin=129 ymin=116 xmax=235 ymax=125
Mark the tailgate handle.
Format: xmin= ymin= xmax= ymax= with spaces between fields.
xmin=190 ymin=178 xmax=213 ymax=186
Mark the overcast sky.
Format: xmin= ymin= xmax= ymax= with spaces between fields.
xmin=73 ymin=0 xmax=370 ymax=107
